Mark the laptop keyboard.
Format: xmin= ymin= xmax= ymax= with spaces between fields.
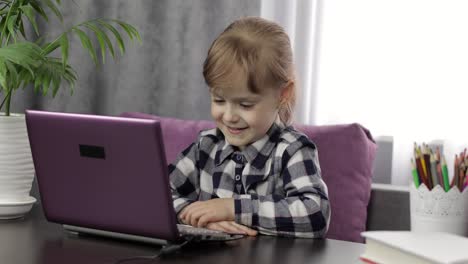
xmin=177 ymin=224 xmax=238 ymax=239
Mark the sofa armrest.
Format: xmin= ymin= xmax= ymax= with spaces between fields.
xmin=366 ymin=183 xmax=410 ymax=231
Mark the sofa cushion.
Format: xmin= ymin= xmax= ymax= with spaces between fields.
xmin=121 ymin=112 xmax=216 ymax=163
xmin=295 ymin=123 xmax=376 ymax=243
xmin=120 ymin=112 xmax=376 ymax=243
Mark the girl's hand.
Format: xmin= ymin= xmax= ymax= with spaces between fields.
xmin=206 ymin=221 xmax=258 ymax=236
xmin=179 ymin=198 xmax=235 ymax=227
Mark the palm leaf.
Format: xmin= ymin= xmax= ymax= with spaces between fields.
xmin=27 ymin=0 xmax=63 ymax=23
xmin=0 ymin=1 xmax=52 ymax=43
xmin=41 ymin=37 xmax=61 ymax=55
xmin=59 ymin=34 xmax=68 ymax=67
xmin=0 ymin=1 xmax=141 ymax=115
xmin=82 ymin=22 xmax=110 ymax=64
xmin=19 ymin=4 xmax=40 ymax=36
xmin=4 ymin=60 xmax=18 ymax=88
xmin=6 ymin=14 xmax=17 ymax=42
xmin=0 ymin=57 xmax=7 ymax=89
xmin=17 ymin=65 xmax=33 ymax=88
xmin=33 ymin=66 xmax=43 ymax=93
xmin=41 ymin=19 xmax=139 ymax=66
xmin=111 ymin=19 xmax=142 ymax=44
xmin=43 ymin=57 xmax=76 ymax=96
xmin=18 ymin=17 xmax=26 ymax=38
xmin=0 ymin=42 xmax=43 ymax=76
xmin=72 ymin=27 xmax=98 ymax=65
xmin=40 ymin=67 xmax=52 ymax=96
xmin=0 ymin=0 xmax=19 ymax=43
xmin=16 ymin=56 xmax=77 ymax=97
xmin=42 ymin=0 xmax=63 ymax=22
xmin=96 ymin=20 xmax=126 ymax=55
xmin=29 ymin=1 xmax=49 ymax=22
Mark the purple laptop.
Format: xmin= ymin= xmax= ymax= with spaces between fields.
xmin=25 ymin=110 xmax=242 ymax=245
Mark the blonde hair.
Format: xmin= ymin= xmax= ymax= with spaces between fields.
xmin=203 ymin=17 xmax=296 ymax=125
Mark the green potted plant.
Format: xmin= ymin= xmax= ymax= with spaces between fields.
xmin=0 ymin=0 xmax=140 ymax=218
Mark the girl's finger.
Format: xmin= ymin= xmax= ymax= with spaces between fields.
xmin=234 ymin=224 xmax=258 ymax=236
xmin=197 ymin=212 xmax=219 ymax=228
xmin=181 ymin=202 xmax=201 ymax=219
xmin=179 ymin=203 xmax=196 ymax=220
xmin=206 ymin=222 xmax=227 ymax=232
xmin=197 ymin=214 xmax=210 ymax=228
xmin=206 ymin=222 xmax=237 ymax=234
xmin=182 ymin=203 xmax=204 ymax=224
xmin=218 ymin=221 xmax=246 ymax=234
xmin=189 ymin=208 xmax=208 ymax=227
xmin=189 ymin=215 xmax=199 ymax=227
xmin=190 ymin=214 xmax=203 ymax=227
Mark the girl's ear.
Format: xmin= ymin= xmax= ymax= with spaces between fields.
xmin=280 ymin=81 xmax=294 ymax=104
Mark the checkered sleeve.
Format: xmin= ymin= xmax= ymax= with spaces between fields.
xmin=168 ymin=141 xmax=200 ymax=219
xmin=234 ymin=143 xmax=331 ymax=238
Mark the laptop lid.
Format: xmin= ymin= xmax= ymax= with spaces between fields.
xmin=25 ymin=110 xmax=180 ymax=242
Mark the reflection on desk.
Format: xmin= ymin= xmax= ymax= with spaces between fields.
xmin=0 ymin=205 xmax=365 ymax=264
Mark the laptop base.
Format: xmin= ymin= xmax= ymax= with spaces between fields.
xmin=63 ymin=225 xmax=169 ymax=245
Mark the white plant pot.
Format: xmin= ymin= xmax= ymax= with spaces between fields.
xmin=0 ymin=113 xmax=35 ymax=202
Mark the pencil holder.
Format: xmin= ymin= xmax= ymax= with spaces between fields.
xmin=410 ymin=183 xmax=468 ymax=236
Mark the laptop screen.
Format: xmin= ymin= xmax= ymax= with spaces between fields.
xmin=25 ymin=110 xmax=180 ymax=241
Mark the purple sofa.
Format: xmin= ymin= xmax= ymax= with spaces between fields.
xmin=121 ymin=112 xmax=377 ymax=243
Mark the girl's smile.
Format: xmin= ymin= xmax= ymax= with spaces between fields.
xmin=226 ymin=125 xmax=248 ymax=135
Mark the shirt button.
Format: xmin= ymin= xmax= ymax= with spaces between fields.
xmin=235 ymin=175 xmax=241 ymax=181
xmin=235 ymin=154 xmax=242 ymax=161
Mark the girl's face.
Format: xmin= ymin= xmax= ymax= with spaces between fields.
xmin=210 ymin=73 xmax=281 ymax=150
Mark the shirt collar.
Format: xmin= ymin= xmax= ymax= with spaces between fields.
xmin=214 ymin=121 xmax=283 ymax=169
xmin=214 ymin=136 xmax=237 ymax=166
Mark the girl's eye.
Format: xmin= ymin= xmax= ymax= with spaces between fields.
xmin=240 ymin=103 xmax=254 ymax=108
xmin=213 ymin=99 xmax=225 ymax=103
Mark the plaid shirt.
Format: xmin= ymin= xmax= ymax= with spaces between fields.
xmin=169 ymin=122 xmax=330 ymax=238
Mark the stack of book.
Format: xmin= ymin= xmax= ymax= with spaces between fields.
xmin=361 ymin=231 xmax=468 ymax=264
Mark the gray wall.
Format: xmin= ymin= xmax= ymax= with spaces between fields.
xmin=11 ymin=0 xmax=260 ymax=120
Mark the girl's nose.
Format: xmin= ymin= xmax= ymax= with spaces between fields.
xmin=223 ymin=107 xmax=239 ymax=123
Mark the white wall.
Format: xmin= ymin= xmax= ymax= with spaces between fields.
xmin=316 ymin=0 xmax=468 ymax=185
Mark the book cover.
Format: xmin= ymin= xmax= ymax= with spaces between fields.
xmin=361 ymin=231 xmax=468 ymax=264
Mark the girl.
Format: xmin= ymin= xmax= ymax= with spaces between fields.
xmin=169 ymin=17 xmax=330 ymax=238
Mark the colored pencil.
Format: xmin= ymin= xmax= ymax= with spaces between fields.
xmin=458 ymin=160 xmax=466 ymax=191
xmin=436 ymin=162 xmax=444 ymax=190
xmin=430 ymin=154 xmax=438 ymax=188
xmin=464 ymin=170 xmax=468 ymax=192
xmin=411 ymin=159 xmax=420 ymax=187
xmin=423 ymin=151 xmax=433 ymax=189
xmin=436 ymin=146 xmax=441 ymax=162
xmin=416 ymin=155 xmax=429 ymax=188
xmin=459 ymin=161 xmax=466 ymax=191
xmin=451 ymin=154 xmax=459 ymax=189
xmin=419 ymin=146 xmax=428 ymax=181
xmin=441 ymin=156 xmax=450 ymax=192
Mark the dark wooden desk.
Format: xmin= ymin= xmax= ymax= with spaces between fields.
xmin=0 ymin=205 xmax=365 ymax=264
